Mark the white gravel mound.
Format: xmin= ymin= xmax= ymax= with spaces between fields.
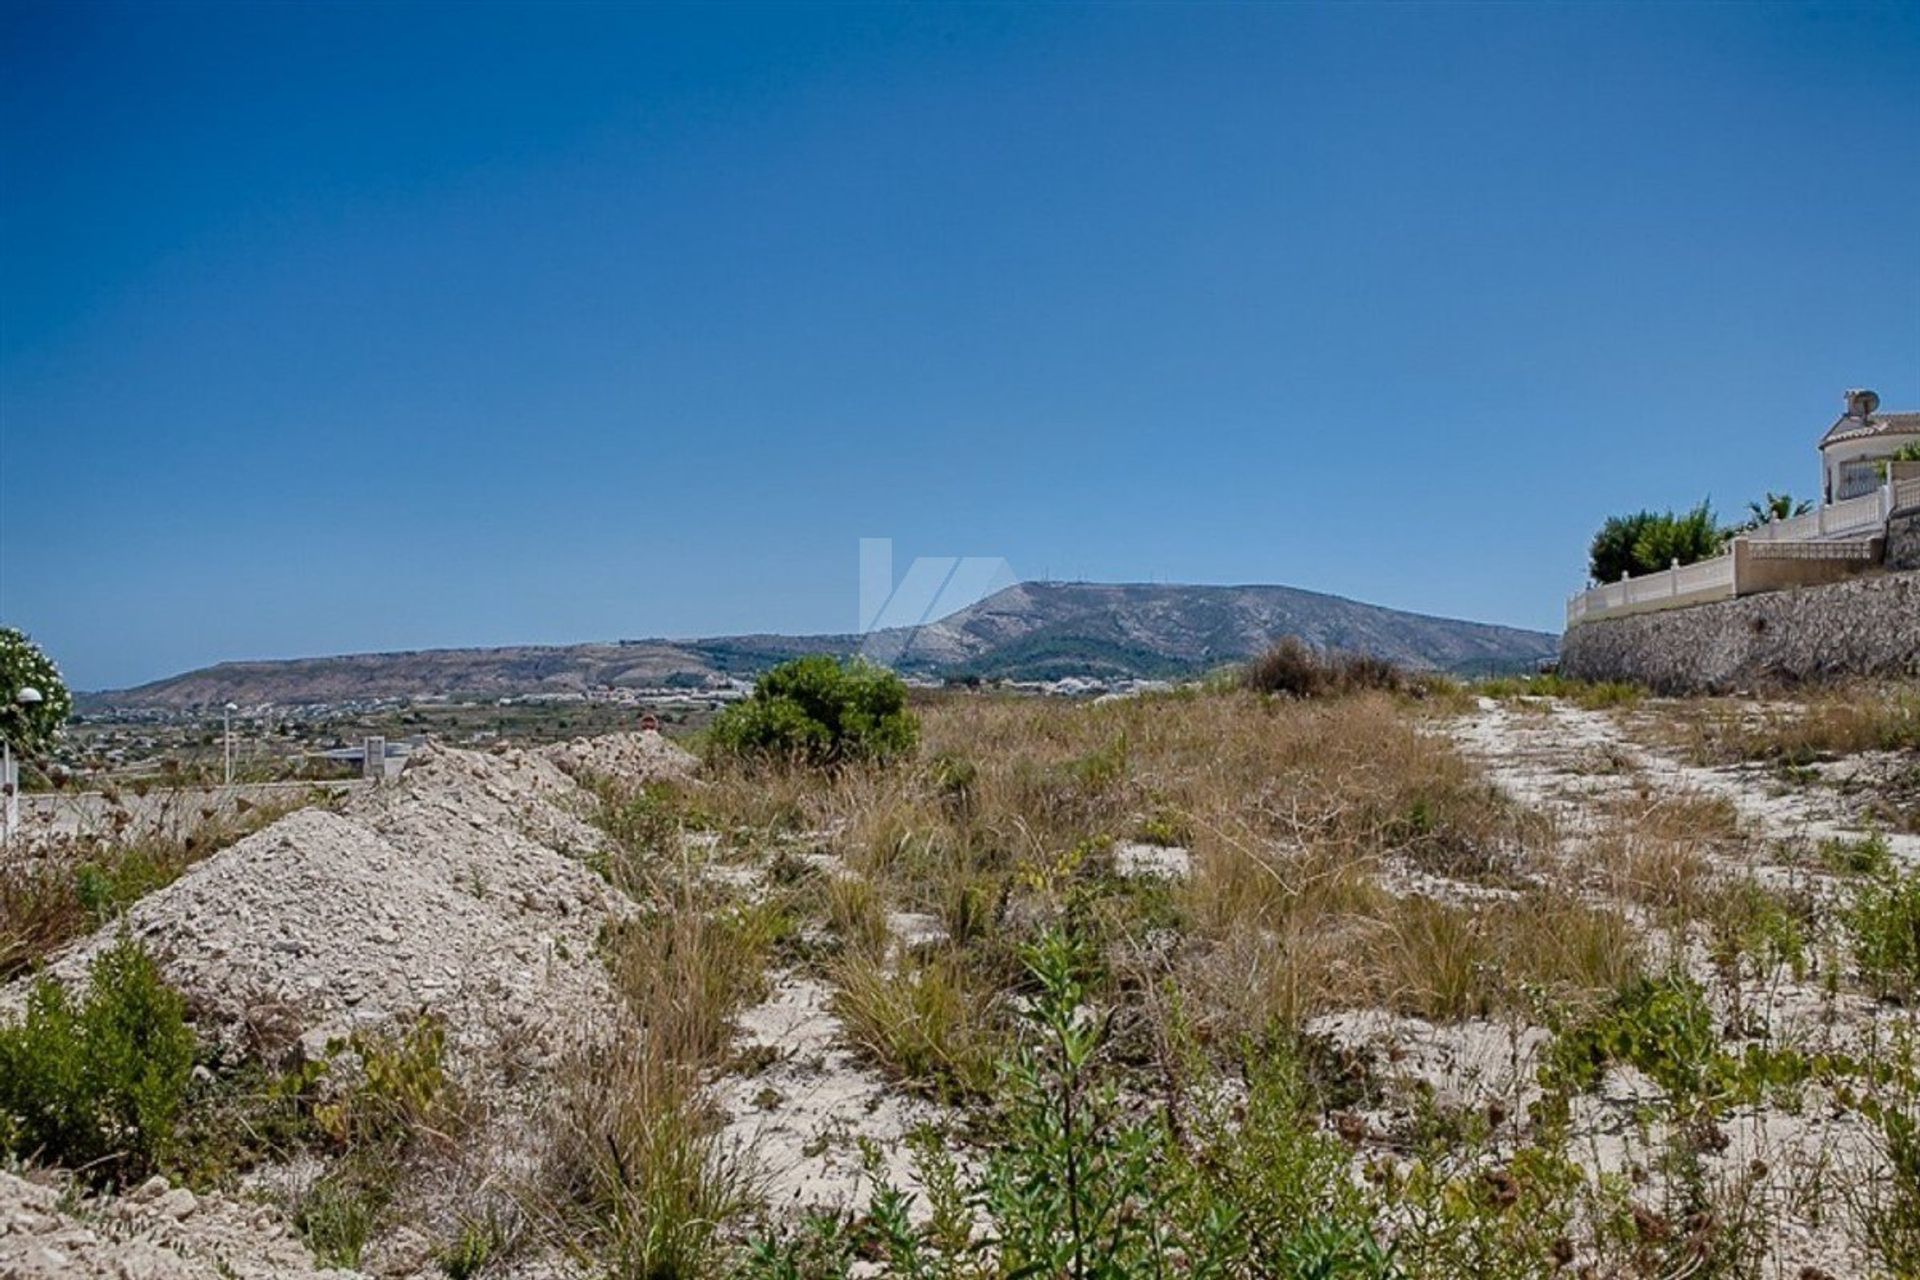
xmin=543 ymin=730 xmax=698 ymax=787
xmin=5 ymin=744 xmax=626 ymax=1071
xmin=0 ymin=1171 xmax=363 ymax=1279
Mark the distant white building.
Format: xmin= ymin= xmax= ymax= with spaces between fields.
xmin=1821 ymin=388 xmax=1920 ymax=503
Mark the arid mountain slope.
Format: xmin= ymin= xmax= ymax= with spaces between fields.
xmin=87 ymin=581 xmax=1555 ymax=707
xmin=887 ymin=581 xmax=1557 ymax=678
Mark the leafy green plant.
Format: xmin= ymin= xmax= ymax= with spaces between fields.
xmin=1705 ymin=880 xmax=1808 ymax=984
xmin=1538 ymin=974 xmax=1836 ymax=1122
xmin=1587 ymin=501 xmax=1726 ymax=583
xmin=1737 ymin=492 xmax=1812 ymax=529
xmin=315 ymin=1015 xmax=450 ymax=1149
xmin=0 ymin=934 xmax=196 ymax=1184
xmin=1847 ymin=862 xmax=1920 ymax=1000
xmin=1540 ymin=975 xmax=1720 ymax=1104
xmin=710 ymin=656 xmax=918 ymax=766
xmin=0 ymin=627 xmax=72 ymax=755
xmin=1134 ymin=807 xmax=1190 ymax=848
xmin=289 ymin=1016 xmax=458 ymax=1266
xmin=1850 ymin=1029 xmax=1920 ymax=1276
xmin=1823 ymin=831 xmax=1894 ymax=878
xmin=747 ymin=929 xmax=1393 ymax=1279
xmin=1875 ymin=442 xmax=1920 ymax=478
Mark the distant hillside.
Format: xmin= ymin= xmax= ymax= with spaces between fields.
xmin=85 ymin=581 xmax=1556 ymax=709
xmin=885 ymin=582 xmax=1556 ymax=679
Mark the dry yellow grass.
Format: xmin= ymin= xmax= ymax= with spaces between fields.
xmin=699 ymin=690 xmax=1601 ymax=1054
xmin=1587 ymin=788 xmax=1743 ymax=922
xmin=1643 ymin=682 xmax=1920 ymax=766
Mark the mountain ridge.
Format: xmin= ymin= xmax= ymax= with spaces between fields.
xmin=83 ymin=581 xmax=1557 ymax=708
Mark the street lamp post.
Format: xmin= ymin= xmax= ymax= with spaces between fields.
xmin=223 ymin=702 xmax=239 ymax=787
xmin=3 ymin=686 xmax=45 ymax=843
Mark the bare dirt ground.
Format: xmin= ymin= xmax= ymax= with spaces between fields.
xmin=1445 ymin=696 xmax=1906 ymax=1280
xmin=1455 ymin=697 xmax=1920 ymax=864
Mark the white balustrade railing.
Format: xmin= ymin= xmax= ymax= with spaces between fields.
xmin=1744 ymin=486 xmax=1890 ymax=543
xmin=1565 ymin=551 xmax=1736 ymax=625
xmin=1566 ymin=476 xmax=1904 ymax=627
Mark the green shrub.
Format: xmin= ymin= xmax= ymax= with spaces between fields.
xmin=1823 ymin=831 xmax=1894 ymax=878
xmin=745 ymin=929 xmax=1391 ymax=1278
xmin=290 ymin=1016 xmax=457 ymax=1266
xmin=709 ymin=656 xmax=918 ymax=766
xmin=1587 ymin=501 xmax=1726 ymax=583
xmin=0 ymin=934 xmax=196 ymax=1183
xmin=1540 ymin=974 xmax=1719 ymax=1103
xmin=1848 ymin=864 xmax=1920 ymax=1000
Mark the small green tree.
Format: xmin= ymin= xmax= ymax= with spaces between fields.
xmin=1740 ymin=492 xmax=1813 ymax=529
xmin=1633 ymin=500 xmax=1727 ymax=571
xmin=1588 ymin=501 xmax=1727 ymax=582
xmin=1588 ymin=510 xmax=1662 ymax=583
xmin=0 ymin=628 xmax=71 ymax=754
xmin=709 ymin=656 xmax=917 ymax=766
xmin=0 ymin=934 xmax=197 ymax=1183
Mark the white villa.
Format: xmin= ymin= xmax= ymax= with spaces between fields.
xmin=1822 ymin=388 xmax=1920 ymax=502
xmin=1568 ymin=386 xmax=1920 ymax=626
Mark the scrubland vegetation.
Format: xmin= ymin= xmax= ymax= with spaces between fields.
xmin=4 ymin=650 xmax=1919 ymax=1278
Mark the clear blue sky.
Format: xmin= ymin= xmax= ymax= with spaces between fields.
xmin=3 ymin=2 xmax=1917 ymax=690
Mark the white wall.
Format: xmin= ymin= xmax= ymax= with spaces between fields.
xmin=1823 ymin=430 xmax=1920 ymax=503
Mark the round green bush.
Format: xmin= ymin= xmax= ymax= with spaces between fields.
xmin=709 ymin=656 xmax=918 ymax=766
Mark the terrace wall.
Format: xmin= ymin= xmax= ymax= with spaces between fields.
xmin=1559 ymin=571 xmax=1920 ymax=693
xmin=1888 ymin=506 xmax=1920 ymax=573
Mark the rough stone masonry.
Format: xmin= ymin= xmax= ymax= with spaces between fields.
xmin=1560 ymin=569 xmax=1920 ymax=693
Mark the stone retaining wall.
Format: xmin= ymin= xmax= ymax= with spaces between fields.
xmin=1887 ymin=507 xmax=1920 ymax=573
xmin=1560 ymin=570 xmax=1920 ymax=693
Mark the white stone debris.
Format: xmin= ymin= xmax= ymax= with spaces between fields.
xmin=0 ymin=1170 xmax=366 ymax=1279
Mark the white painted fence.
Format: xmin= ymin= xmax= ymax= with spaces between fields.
xmin=1742 ymin=484 xmax=1896 ymax=543
xmin=1566 ymin=476 xmax=1912 ymax=627
xmin=1566 ymin=553 xmax=1736 ymax=625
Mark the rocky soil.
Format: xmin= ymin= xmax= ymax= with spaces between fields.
xmin=1 ymin=731 xmax=697 ymax=1279
xmin=0 ymin=1170 xmax=364 ymax=1279
xmin=1444 ymin=697 xmax=1897 ymax=1280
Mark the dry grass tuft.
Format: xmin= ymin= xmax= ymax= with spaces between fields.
xmin=1241 ymin=636 xmax=1447 ymax=700
xmin=831 ymin=948 xmax=999 ymax=1099
xmin=537 ymin=786 xmax=785 ymax=1272
xmin=541 ymin=1035 xmax=755 ymax=1278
